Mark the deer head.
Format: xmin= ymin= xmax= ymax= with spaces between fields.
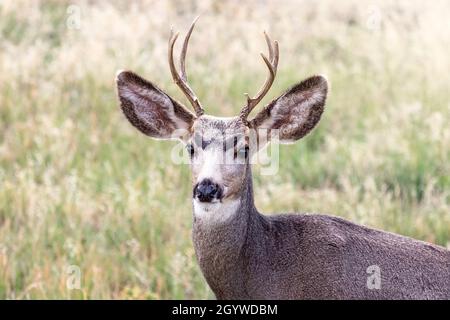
xmin=116 ymin=18 xmax=328 ymax=215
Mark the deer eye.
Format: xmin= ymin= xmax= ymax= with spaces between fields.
xmin=186 ymin=144 xmax=195 ymax=157
xmin=237 ymin=146 xmax=250 ymax=159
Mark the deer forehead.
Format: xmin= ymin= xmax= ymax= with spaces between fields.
xmin=191 ymin=115 xmax=248 ymax=142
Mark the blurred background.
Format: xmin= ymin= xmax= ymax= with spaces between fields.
xmin=0 ymin=0 xmax=449 ymax=299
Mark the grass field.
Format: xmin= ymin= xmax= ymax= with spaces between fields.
xmin=0 ymin=0 xmax=449 ymax=299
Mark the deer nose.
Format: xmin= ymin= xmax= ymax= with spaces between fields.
xmin=194 ymin=179 xmax=222 ymax=202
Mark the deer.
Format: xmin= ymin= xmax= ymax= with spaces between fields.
xmin=116 ymin=19 xmax=450 ymax=300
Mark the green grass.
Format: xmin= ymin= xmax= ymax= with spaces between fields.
xmin=0 ymin=0 xmax=449 ymax=299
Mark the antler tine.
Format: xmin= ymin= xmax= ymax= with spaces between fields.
xmin=240 ymin=32 xmax=279 ymax=123
xmin=180 ymin=16 xmax=199 ymax=82
xmin=168 ymin=18 xmax=204 ymax=117
xmin=264 ymin=31 xmax=274 ymax=62
xmin=168 ymin=29 xmax=180 ymax=83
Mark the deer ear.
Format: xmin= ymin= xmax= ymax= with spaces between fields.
xmin=116 ymin=70 xmax=195 ymax=140
xmin=249 ymin=75 xmax=328 ymax=144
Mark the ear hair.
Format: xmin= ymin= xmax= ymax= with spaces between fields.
xmin=249 ymin=75 xmax=328 ymax=143
xmin=116 ymin=71 xmax=195 ymax=140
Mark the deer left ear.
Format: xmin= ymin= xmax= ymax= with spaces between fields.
xmin=249 ymin=75 xmax=328 ymax=143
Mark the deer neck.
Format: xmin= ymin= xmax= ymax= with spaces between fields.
xmin=192 ymin=164 xmax=262 ymax=298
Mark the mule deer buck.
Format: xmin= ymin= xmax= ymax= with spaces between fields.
xmin=116 ymin=19 xmax=450 ymax=299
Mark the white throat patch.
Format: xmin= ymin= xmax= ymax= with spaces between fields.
xmin=193 ymin=199 xmax=240 ymax=225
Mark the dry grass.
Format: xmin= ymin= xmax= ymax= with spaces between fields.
xmin=0 ymin=0 xmax=449 ymax=299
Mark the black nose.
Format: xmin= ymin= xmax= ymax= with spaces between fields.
xmin=194 ymin=179 xmax=222 ymax=202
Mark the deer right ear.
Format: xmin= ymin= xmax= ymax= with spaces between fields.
xmin=116 ymin=70 xmax=195 ymax=140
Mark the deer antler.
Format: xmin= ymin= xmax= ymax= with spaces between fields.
xmin=168 ymin=17 xmax=204 ymax=117
xmin=240 ymin=32 xmax=279 ymax=123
